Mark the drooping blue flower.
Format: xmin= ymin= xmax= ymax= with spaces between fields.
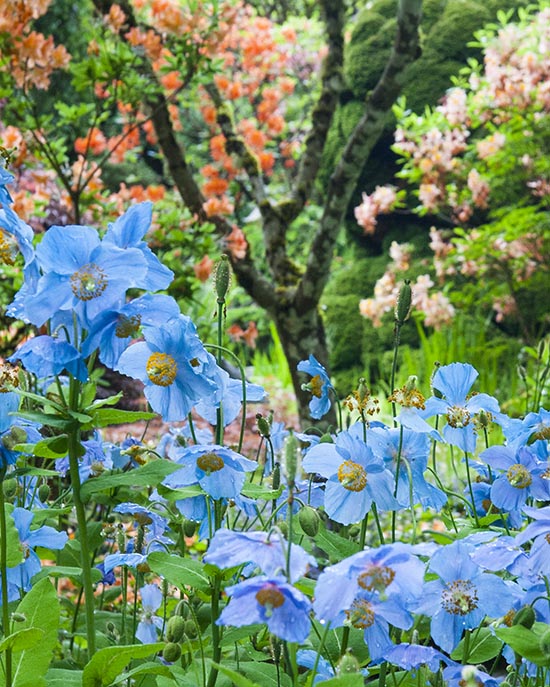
xmin=500 ymin=408 xmax=550 ymax=449
xmin=20 ymin=224 xmax=147 ymax=327
xmin=384 ymin=643 xmax=454 ymax=672
xmin=195 ymin=370 xmax=267 ymax=427
xmin=413 ymin=540 xmax=511 ymax=653
xmin=136 ymin=583 xmax=164 ymax=644
xmin=113 ymin=502 xmax=170 ymax=544
xmin=515 ymin=505 xmax=550 ymax=578
xmin=103 ymin=202 xmax=173 ymax=291
xmin=161 ymin=443 xmax=256 ymax=500
xmin=9 ymin=335 xmax=88 ymax=382
xmin=0 ymin=206 xmax=36 ymax=276
xmin=81 ymin=293 xmax=181 ymax=368
xmin=7 ymin=507 xmax=68 ymax=592
xmin=480 ymin=444 xmax=550 ymax=513
xmin=103 ymin=552 xmax=148 ymax=574
xmin=115 ymin=314 xmax=222 ymax=422
xmin=297 ymin=355 xmax=333 ymax=419
xmin=302 ymin=431 xmax=399 ymax=525
xmin=421 ymin=363 xmax=500 ymax=453
xmin=204 ymin=528 xmax=315 ymax=583
xmin=55 ymin=439 xmax=113 ymax=482
xmin=364 ymin=425 xmax=447 ymax=510
xmin=442 ymin=664 xmax=503 ymax=687
xmin=217 ymin=576 xmax=312 ymax=643
xmin=296 ymin=650 xmax=337 ymax=684
xmin=0 ymin=392 xmax=41 ymax=467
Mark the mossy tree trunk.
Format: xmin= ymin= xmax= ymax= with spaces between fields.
xmin=100 ymin=0 xmax=423 ymax=426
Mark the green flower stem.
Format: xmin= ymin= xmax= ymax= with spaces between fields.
xmin=372 ymin=503 xmax=385 ymax=545
xmin=214 ymin=299 xmax=225 ymax=446
xmin=207 ymin=500 xmax=225 ymax=687
xmin=67 ymin=377 xmax=96 ymax=657
xmin=390 ymin=323 xmax=402 ymax=426
xmin=391 ymin=425 xmax=404 ymax=543
xmin=378 ymin=660 xmax=388 ymax=687
xmin=464 ymin=451 xmax=480 ymax=528
xmin=0 ymin=467 xmax=12 ymax=687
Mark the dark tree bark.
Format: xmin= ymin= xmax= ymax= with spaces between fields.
xmin=97 ymin=0 xmax=423 ymax=427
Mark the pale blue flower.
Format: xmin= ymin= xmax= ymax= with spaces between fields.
xmin=136 ymin=583 xmax=164 ymax=644
xmin=10 ymin=335 xmax=88 ymax=382
xmin=297 ymin=355 xmax=333 ymax=419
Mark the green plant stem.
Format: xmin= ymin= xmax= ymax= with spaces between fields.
xmin=207 ymin=500 xmax=224 ymax=687
xmin=378 ymin=660 xmax=388 ymax=687
xmin=0 ymin=467 xmax=12 ymax=687
xmin=391 ymin=425 xmax=404 ymax=543
xmin=390 ymin=323 xmax=402 ymax=425
xmin=464 ymin=451 xmax=480 ymax=528
xmin=67 ymin=378 xmax=96 ymax=657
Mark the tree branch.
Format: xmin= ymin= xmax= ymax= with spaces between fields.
xmin=294 ymin=0 xmax=423 ymax=314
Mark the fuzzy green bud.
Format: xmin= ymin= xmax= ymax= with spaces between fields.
xmin=395 ymin=279 xmax=412 ymax=325
xmin=2 ymin=425 xmax=27 ymax=451
xmin=162 ymin=642 xmax=182 ymax=663
xmin=513 ymin=605 xmax=536 ymax=630
xmin=298 ymin=506 xmax=320 ymax=537
xmin=184 ymin=619 xmax=198 ymax=638
xmin=272 ymin=462 xmax=281 ymax=491
xmin=2 ymin=478 xmax=17 ymax=498
xmin=214 ymin=254 xmax=231 ymax=303
xmin=337 ymin=650 xmax=360 ymax=675
xmin=166 ymin=615 xmax=186 ymax=643
xmin=183 ymin=518 xmax=197 ymax=538
xmin=37 ymin=484 xmax=50 ymax=502
xmin=174 ymin=600 xmax=189 ymax=618
xmin=357 ymin=377 xmax=369 ymax=402
xmin=283 ymin=430 xmax=300 ymax=487
xmin=277 ymin=520 xmax=288 ymax=538
xmin=256 ymin=413 xmax=271 ymax=438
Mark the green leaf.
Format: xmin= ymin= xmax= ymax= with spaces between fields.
xmin=14 ymin=435 xmax=68 ymax=459
xmin=313 ymin=523 xmax=360 ymax=563
xmin=451 ymin=627 xmax=502 ymax=662
xmin=321 ymin=676 xmax=365 ymax=687
xmin=44 ymin=669 xmax=83 ymax=687
xmin=109 ymin=661 xmax=173 ymax=684
xmin=210 ymin=663 xmax=261 ymax=687
xmin=495 ymin=624 xmax=550 ymax=666
xmin=2 ymin=505 xmax=23 ymax=567
xmin=0 ymin=629 xmax=44 ymax=653
xmin=15 ymin=411 xmax=72 ymax=430
xmin=240 ymin=482 xmax=283 ymax=500
xmin=156 ymin=483 xmax=205 ymax=500
xmin=33 ymin=565 xmax=102 ymax=585
xmin=81 ymin=460 xmax=181 ymax=497
xmin=82 ymin=644 xmax=165 ymax=687
xmin=1 ymin=577 xmax=60 ymax=687
xmin=147 ymin=552 xmax=210 ymax=592
xmin=237 ymin=662 xmax=291 ymax=687
xmin=85 ymin=408 xmax=157 ymax=429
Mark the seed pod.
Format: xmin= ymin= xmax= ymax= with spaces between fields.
xmin=283 ymin=431 xmax=299 ymax=486
xmin=38 ymin=484 xmax=50 ymax=503
xmin=166 ymin=615 xmax=186 ymax=643
xmin=256 ymin=414 xmax=271 ymax=438
xmin=2 ymin=478 xmax=17 ymax=498
xmin=298 ymin=506 xmax=320 ymax=537
xmin=214 ymin=254 xmax=231 ymax=302
xmin=395 ymin=279 xmax=412 ymax=325
xmin=337 ymin=650 xmax=360 ymax=675
xmin=183 ymin=518 xmax=197 ymax=538
xmin=162 ymin=642 xmax=182 ymax=663
xmin=184 ymin=619 xmax=198 ymax=638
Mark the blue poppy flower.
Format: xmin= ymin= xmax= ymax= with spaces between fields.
xmin=81 ymin=293 xmax=181 ymax=368
xmin=20 ymin=224 xmax=147 ymax=327
xmin=442 ymin=665 xmax=502 ymax=687
xmin=302 ymin=431 xmax=398 ymax=525
xmin=0 ymin=206 xmax=36 ymax=275
xmin=217 ymin=576 xmax=312 ymax=643
xmin=384 ymin=643 xmax=454 ymax=671
xmin=162 ymin=443 xmax=256 ymax=500
xmin=103 ymin=552 xmax=148 ymax=574
xmin=113 ymin=502 xmax=170 ymax=542
xmin=480 ymin=444 xmax=550 ymax=513
xmin=55 ymin=439 xmax=113 ymax=482
xmin=422 ymin=363 xmax=500 ymax=453
xmin=195 ymin=371 xmax=267 ymax=427
xmin=9 ymin=335 xmax=88 ymax=382
xmin=297 ymin=355 xmax=333 ymax=419
xmin=103 ymin=202 xmax=173 ymax=291
xmin=204 ymin=528 xmax=315 ymax=582
xmin=501 ymin=408 xmax=550 ymax=449
xmin=7 ymin=507 xmax=68 ymax=592
xmin=313 ymin=543 xmax=425 ymax=628
xmin=136 ymin=583 xmax=164 ymax=644
xmin=115 ymin=315 xmax=222 ymax=422
xmin=414 ymin=540 xmax=511 ymax=653
xmin=296 ymin=650 xmax=337 ymax=684
xmin=0 ymin=392 xmax=41 ymax=467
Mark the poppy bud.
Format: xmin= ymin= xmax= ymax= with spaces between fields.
xmin=184 ymin=619 xmax=198 ymax=638
xmin=298 ymin=506 xmax=320 ymax=537
xmin=337 ymin=650 xmax=360 ymax=675
xmin=513 ymin=605 xmax=535 ymax=629
xmin=214 ymin=254 xmax=231 ymax=303
xmin=166 ymin=616 xmax=186 ymax=643
xmin=162 ymin=642 xmax=182 ymax=663
xmin=395 ymin=279 xmax=412 ymax=325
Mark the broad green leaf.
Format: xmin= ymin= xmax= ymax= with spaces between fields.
xmin=82 ymin=643 xmax=165 ymax=687
xmin=109 ymin=660 xmax=173 ymax=684
xmin=495 ymin=624 xmax=550 ymax=666
xmin=14 ymin=435 xmax=68 ymax=459
xmin=321 ymin=676 xmax=365 ymax=687
xmin=451 ymin=627 xmax=502 ymax=662
xmin=15 ymin=410 xmax=74 ymax=430
xmin=44 ymin=669 xmax=83 ymax=687
xmin=237 ymin=662 xmax=292 ymax=687
xmin=313 ymin=523 xmax=360 ymax=563
xmin=3 ymin=577 xmax=60 ymax=687
xmin=2 ymin=505 xmax=23 ymax=567
xmin=240 ymin=482 xmax=283 ymax=500
xmin=0 ymin=629 xmax=44 ymax=653
xmin=81 ymin=460 xmax=181 ymax=497
xmin=156 ymin=483 xmax=205 ymax=500
xmin=33 ymin=565 xmax=102 ymax=585
xmin=211 ymin=663 xmax=261 ymax=687
xmin=85 ymin=408 xmax=156 ymax=429
xmin=147 ymin=552 xmax=210 ymax=592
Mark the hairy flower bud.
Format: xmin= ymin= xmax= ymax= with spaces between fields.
xmin=2 ymin=478 xmax=17 ymax=498
xmin=395 ymin=279 xmax=412 ymax=325
xmin=513 ymin=605 xmax=535 ymax=630
xmin=162 ymin=642 xmax=182 ymax=663
xmin=184 ymin=619 xmax=198 ymax=638
xmin=283 ymin=431 xmax=300 ymax=487
xmin=214 ymin=254 xmax=231 ymax=303
xmin=166 ymin=615 xmax=186 ymax=643
xmin=337 ymin=650 xmax=361 ymax=675
xmin=256 ymin=413 xmax=271 ymax=438
xmin=38 ymin=484 xmax=50 ymax=503
xmin=298 ymin=506 xmax=320 ymax=537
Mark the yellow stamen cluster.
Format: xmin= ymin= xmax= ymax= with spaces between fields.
xmin=388 ymin=386 xmax=426 ymax=409
xmin=345 ymin=598 xmax=375 ymax=629
xmin=441 ymin=580 xmax=478 ymax=616
xmin=0 ymin=228 xmax=17 ymax=265
xmin=256 ymin=585 xmax=285 ymax=617
xmin=146 ymin=352 xmax=177 ymax=386
xmin=0 ymin=362 xmax=19 ymax=392
xmin=358 ymin=564 xmax=396 ymax=593
xmin=337 ymin=460 xmax=367 ymax=492
xmin=115 ymin=314 xmax=141 ymax=338
xmin=70 ymin=263 xmax=107 ymax=301
xmin=196 ymin=452 xmax=225 ymax=473
xmin=506 ymin=463 xmax=532 ymax=489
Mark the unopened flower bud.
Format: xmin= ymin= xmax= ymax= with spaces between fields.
xmin=283 ymin=431 xmax=300 ymax=487
xmin=10 ymin=613 xmax=26 ymax=623
xmin=174 ymin=601 xmax=189 ymax=618
xmin=272 ymin=462 xmax=281 ymax=491
xmin=214 ymin=254 xmax=231 ymax=303
xmin=2 ymin=478 xmax=17 ymax=498
xmin=166 ymin=615 xmax=186 ymax=643
xmin=162 ymin=642 xmax=182 ymax=663
xmin=183 ymin=518 xmax=197 ymax=538
xmin=357 ymin=378 xmax=369 ymax=403
xmin=2 ymin=426 xmax=27 ymax=451
xmin=277 ymin=520 xmax=288 ymax=538
xmin=395 ymin=279 xmax=412 ymax=325
xmin=256 ymin=414 xmax=271 ymax=438
xmin=513 ymin=605 xmax=535 ymax=629
xmin=298 ymin=506 xmax=320 ymax=537
xmin=337 ymin=650 xmax=360 ymax=675
xmin=184 ymin=619 xmax=198 ymax=638
xmin=38 ymin=484 xmax=50 ymax=502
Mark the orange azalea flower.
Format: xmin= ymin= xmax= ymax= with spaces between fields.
xmin=160 ymin=70 xmax=182 ymax=90
xmin=228 ymin=321 xmax=259 ymax=349
xmin=224 ymin=225 xmax=247 ymax=259
xmin=201 ymin=105 xmax=217 ymax=127
xmin=202 ymin=177 xmax=229 ymax=197
xmin=105 ymin=4 xmax=126 ymax=32
xmin=193 ymin=254 xmax=214 ymax=282
xmin=74 ymin=128 xmax=108 ymax=156
xmin=258 ymin=151 xmax=275 ymax=174
xmin=266 ymin=114 xmax=285 ymax=135
xmin=203 ymin=195 xmax=234 ymax=217
xmin=214 ymin=74 xmax=230 ymax=91
xmin=210 ymin=134 xmax=227 ymax=162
